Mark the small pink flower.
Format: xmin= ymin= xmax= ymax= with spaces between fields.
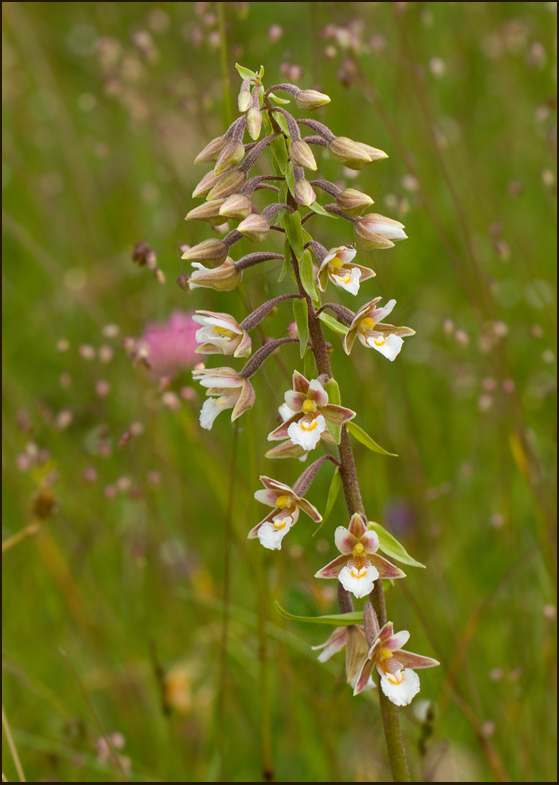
xmin=192 ymin=367 xmax=255 ymax=429
xmin=248 ymin=476 xmax=322 ymax=550
xmin=193 ymin=310 xmax=252 ymax=358
xmin=315 ymin=513 xmax=405 ymax=598
xmin=317 ymin=246 xmax=375 ymax=296
xmin=137 ymin=311 xmax=198 ymax=377
xmin=354 ymin=621 xmax=439 ymax=703
xmin=342 ymin=298 xmax=415 ymax=360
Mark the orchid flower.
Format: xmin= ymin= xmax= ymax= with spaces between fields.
xmin=268 ymin=371 xmax=355 ymax=451
xmin=342 ymin=298 xmax=415 ymax=360
xmin=317 ymin=246 xmax=375 ymax=296
xmin=248 ymin=475 xmax=322 ymax=550
xmin=354 ymin=621 xmax=439 ymax=704
xmin=312 ymin=624 xmax=374 ymax=690
xmin=315 ymin=513 xmax=405 ymax=598
xmin=192 ymin=367 xmax=254 ymax=429
xmin=193 ymin=310 xmax=252 ymax=358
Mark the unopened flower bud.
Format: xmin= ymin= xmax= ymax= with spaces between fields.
xmin=207 ymin=169 xmax=248 ymax=200
xmin=238 ymin=79 xmax=252 ymax=112
xmin=214 ymin=140 xmax=246 ymax=176
xmin=328 ymin=136 xmax=372 ymax=169
xmin=188 ymin=258 xmax=241 ymax=292
xmin=354 ymin=214 xmax=407 ymax=250
xmin=185 ymin=199 xmax=228 ymax=224
xmin=357 ymin=143 xmax=388 ymax=163
xmin=194 ymin=135 xmax=228 ymax=164
xmin=246 ymin=107 xmax=263 ymax=141
xmin=295 ymin=89 xmax=331 ymax=111
xmin=192 ymin=169 xmax=223 ymax=198
xmin=290 ymin=139 xmax=317 ymax=171
xmin=237 ymin=214 xmax=270 ymax=243
xmin=219 ymin=194 xmax=253 ymax=221
xmin=294 ymin=178 xmax=317 ymax=206
xmin=336 ymin=188 xmax=374 ymax=217
xmin=181 ymin=238 xmax=229 ymax=265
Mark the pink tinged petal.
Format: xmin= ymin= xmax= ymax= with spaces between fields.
xmin=234 ymin=332 xmax=252 ymax=358
xmin=307 ymin=379 xmax=329 ymax=407
xmin=334 ymin=526 xmax=357 ymax=554
xmin=267 ymin=414 xmax=300 ymax=441
xmin=321 ymin=404 xmax=356 ymax=426
xmin=354 ymin=657 xmax=376 ymax=696
xmin=348 ymin=513 xmax=367 ymax=538
xmin=395 ymin=651 xmax=440 ymax=670
xmin=342 ymin=327 xmax=358 ymax=356
xmin=388 ymin=630 xmax=410 ymax=651
xmin=232 ymin=380 xmax=255 ymax=420
xmin=331 ymin=266 xmax=361 ymax=296
xmin=259 ymin=476 xmax=295 ymax=493
xmin=369 ymin=553 xmax=406 ymax=580
xmin=284 ymin=390 xmax=308 ymax=412
xmin=380 ymin=669 xmax=420 ymax=706
xmin=353 ymin=264 xmax=376 ymax=282
xmin=324 ymin=246 xmax=357 ymax=266
xmin=254 ymin=489 xmax=282 ymax=507
xmin=369 ymin=333 xmax=404 ymax=361
xmin=287 ymin=414 xmax=326 ymax=451
xmin=311 ymin=627 xmax=348 ymax=661
xmin=314 ymin=553 xmax=350 ymax=579
xmin=297 ymin=498 xmax=322 ymax=523
xmin=292 ymin=370 xmax=310 ymax=394
xmin=257 ymin=513 xmax=296 ymax=550
xmin=338 ymin=563 xmax=380 ymax=599
xmin=360 ymin=530 xmax=380 ymax=553
xmin=377 ymin=621 xmax=395 ymax=643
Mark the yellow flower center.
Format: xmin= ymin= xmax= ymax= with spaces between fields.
xmin=361 ymin=317 xmax=376 ymax=330
xmin=328 ymin=255 xmax=343 ymax=270
xmin=302 ymin=399 xmax=318 ymax=414
xmin=301 ymin=418 xmax=319 ymax=432
xmin=275 ymin=495 xmax=294 ymax=510
xmin=352 ymin=542 xmax=365 ymax=558
xmin=378 ymin=647 xmax=393 ymax=662
xmin=213 ymin=326 xmax=235 ymax=338
xmin=374 ymin=336 xmax=385 ymax=347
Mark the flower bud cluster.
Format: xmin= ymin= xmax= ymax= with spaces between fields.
xmin=182 ymin=65 xmax=436 ymax=709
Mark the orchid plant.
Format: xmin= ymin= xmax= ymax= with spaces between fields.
xmin=185 ymin=65 xmax=438 ymax=781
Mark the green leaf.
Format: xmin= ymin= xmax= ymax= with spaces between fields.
xmin=368 ymin=522 xmax=426 ymax=568
xmin=274 ymin=111 xmax=290 ymax=137
xmin=324 ymin=378 xmax=342 ymax=444
xmin=293 ymin=297 xmax=309 ymax=358
xmin=279 ymin=237 xmax=291 ymax=283
xmin=308 ymin=200 xmax=336 ymax=218
xmin=270 ymin=134 xmax=289 ymax=174
xmin=318 ymin=311 xmax=349 ymax=336
xmin=283 ymin=210 xmax=304 ymax=260
xmin=268 ymin=92 xmax=291 ymax=105
xmin=235 ymin=63 xmax=257 ymax=80
xmin=275 ymin=601 xmax=363 ymax=626
xmin=321 ymin=468 xmax=341 ymax=525
xmin=299 ymin=248 xmax=318 ymax=300
xmin=346 ymin=421 xmax=397 ymax=457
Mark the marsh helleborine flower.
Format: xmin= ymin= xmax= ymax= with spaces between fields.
xmin=193 ymin=310 xmax=252 ymax=358
xmin=192 ymin=367 xmax=255 ymax=429
xmin=342 ymin=298 xmax=415 ymax=360
xmin=315 ymin=513 xmax=405 ymax=598
xmin=317 ymin=246 xmax=375 ymax=296
xmin=247 ymin=475 xmax=322 ymax=550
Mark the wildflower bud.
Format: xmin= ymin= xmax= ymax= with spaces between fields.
xmin=177 ymin=273 xmax=190 ymax=290
xmin=290 ymin=139 xmax=317 ymax=171
xmin=294 ymin=178 xmax=317 ymax=206
xmin=187 ymin=258 xmax=242 ymax=292
xmin=194 ymin=135 xmax=228 ymax=164
xmin=213 ymin=140 xmax=246 ymax=176
xmin=236 ymin=214 xmax=270 ymax=243
xmin=354 ymin=214 xmax=407 ymax=250
xmin=246 ymin=107 xmax=263 ymax=141
xmin=207 ymin=169 xmax=248 ymax=200
xmin=336 ymin=188 xmax=374 ymax=217
xmin=238 ymin=78 xmax=252 ymax=112
xmin=357 ymin=143 xmax=388 ymax=163
xmin=185 ymin=199 xmax=228 ymax=224
xmin=218 ymin=193 xmax=253 ymax=221
xmin=192 ymin=169 xmax=223 ymax=198
xmin=328 ymin=136 xmax=372 ymax=169
xmin=295 ymin=89 xmax=331 ymax=111
xmin=181 ymin=238 xmax=229 ymax=265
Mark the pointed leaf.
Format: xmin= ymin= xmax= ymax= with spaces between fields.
xmin=317 ymin=468 xmax=341 ymax=530
xmin=274 ymin=111 xmax=291 ymax=137
xmin=270 ymin=134 xmax=289 ymax=174
xmin=268 ymin=92 xmax=291 ymax=105
xmin=318 ymin=311 xmax=349 ymax=336
xmin=293 ymin=297 xmax=309 ymax=358
xmin=278 ymin=237 xmax=291 ymax=283
xmin=235 ymin=64 xmax=257 ymax=80
xmin=368 ymin=521 xmax=425 ymax=568
xmin=324 ymin=378 xmax=342 ymax=444
xmin=346 ymin=421 xmax=397 ymax=456
xmin=303 ymin=348 xmax=318 ymax=380
xmin=308 ymin=200 xmax=336 ymax=218
xmin=299 ymin=248 xmax=318 ymax=301
xmin=275 ymin=601 xmax=363 ymax=626
xmin=283 ymin=210 xmax=304 ymax=260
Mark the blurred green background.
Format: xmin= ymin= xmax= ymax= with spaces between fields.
xmin=2 ymin=2 xmax=556 ymax=782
